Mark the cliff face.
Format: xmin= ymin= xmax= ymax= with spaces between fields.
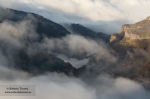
xmin=146 ymin=16 xmax=150 ymax=20
xmin=110 ymin=16 xmax=150 ymax=48
xmin=122 ymin=17 xmax=150 ymax=40
xmin=107 ymin=16 xmax=150 ymax=86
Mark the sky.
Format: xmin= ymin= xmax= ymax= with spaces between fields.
xmin=0 ymin=0 xmax=150 ymax=33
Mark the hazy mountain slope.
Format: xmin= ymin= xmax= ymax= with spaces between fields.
xmin=70 ymin=24 xmax=111 ymax=43
xmin=0 ymin=6 xmax=77 ymax=76
xmin=0 ymin=6 xmax=112 ymax=76
xmin=108 ymin=16 xmax=150 ymax=85
xmin=0 ymin=6 xmax=70 ymax=39
xmin=14 ymin=49 xmax=76 ymax=76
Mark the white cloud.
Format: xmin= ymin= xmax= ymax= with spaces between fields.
xmin=55 ymin=54 xmax=90 ymax=69
xmin=0 ymin=20 xmax=38 ymax=47
xmin=0 ymin=71 xmax=149 ymax=99
xmin=41 ymin=34 xmax=117 ymax=63
xmin=0 ymin=0 xmax=150 ymax=33
xmin=0 ymin=2 xmax=149 ymax=99
xmin=0 ymin=19 xmax=148 ymax=99
xmin=1 ymin=0 xmax=150 ymax=22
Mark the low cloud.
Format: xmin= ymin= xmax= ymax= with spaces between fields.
xmin=41 ymin=34 xmax=117 ymax=63
xmin=55 ymin=54 xmax=89 ymax=69
xmin=0 ymin=70 xmax=149 ymax=99
xmin=0 ymin=20 xmax=38 ymax=47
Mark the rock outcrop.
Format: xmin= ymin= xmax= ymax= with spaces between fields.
xmin=110 ymin=16 xmax=150 ymax=49
xmin=110 ymin=33 xmax=124 ymax=43
xmin=146 ymin=16 xmax=150 ymax=20
xmin=107 ymin=16 xmax=150 ymax=86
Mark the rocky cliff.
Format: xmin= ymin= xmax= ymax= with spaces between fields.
xmin=110 ymin=16 xmax=150 ymax=50
xmin=122 ymin=16 xmax=150 ymax=40
xmin=107 ymin=16 xmax=150 ymax=88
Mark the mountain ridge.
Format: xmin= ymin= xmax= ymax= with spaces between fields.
xmin=0 ymin=6 xmax=70 ymax=39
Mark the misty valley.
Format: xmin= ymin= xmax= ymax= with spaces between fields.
xmin=0 ymin=1 xmax=150 ymax=99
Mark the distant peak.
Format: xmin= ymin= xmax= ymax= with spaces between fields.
xmin=146 ymin=16 xmax=150 ymax=20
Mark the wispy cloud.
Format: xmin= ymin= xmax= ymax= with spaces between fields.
xmin=0 ymin=0 xmax=150 ymax=33
xmin=0 ymin=71 xmax=150 ymax=99
xmin=40 ymin=34 xmax=117 ymax=63
xmin=1 ymin=0 xmax=150 ymax=21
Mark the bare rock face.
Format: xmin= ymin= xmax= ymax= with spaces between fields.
xmin=123 ymin=24 xmax=150 ymax=40
xmin=108 ymin=16 xmax=150 ymax=86
xmin=110 ymin=34 xmax=118 ymax=42
xmin=146 ymin=16 xmax=150 ymax=20
xmin=110 ymin=16 xmax=150 ymax=44
xmin=110 ymin=33 xmax=124 ymax=43
xmin=120 ymin=24 xmax=130 ymax=34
